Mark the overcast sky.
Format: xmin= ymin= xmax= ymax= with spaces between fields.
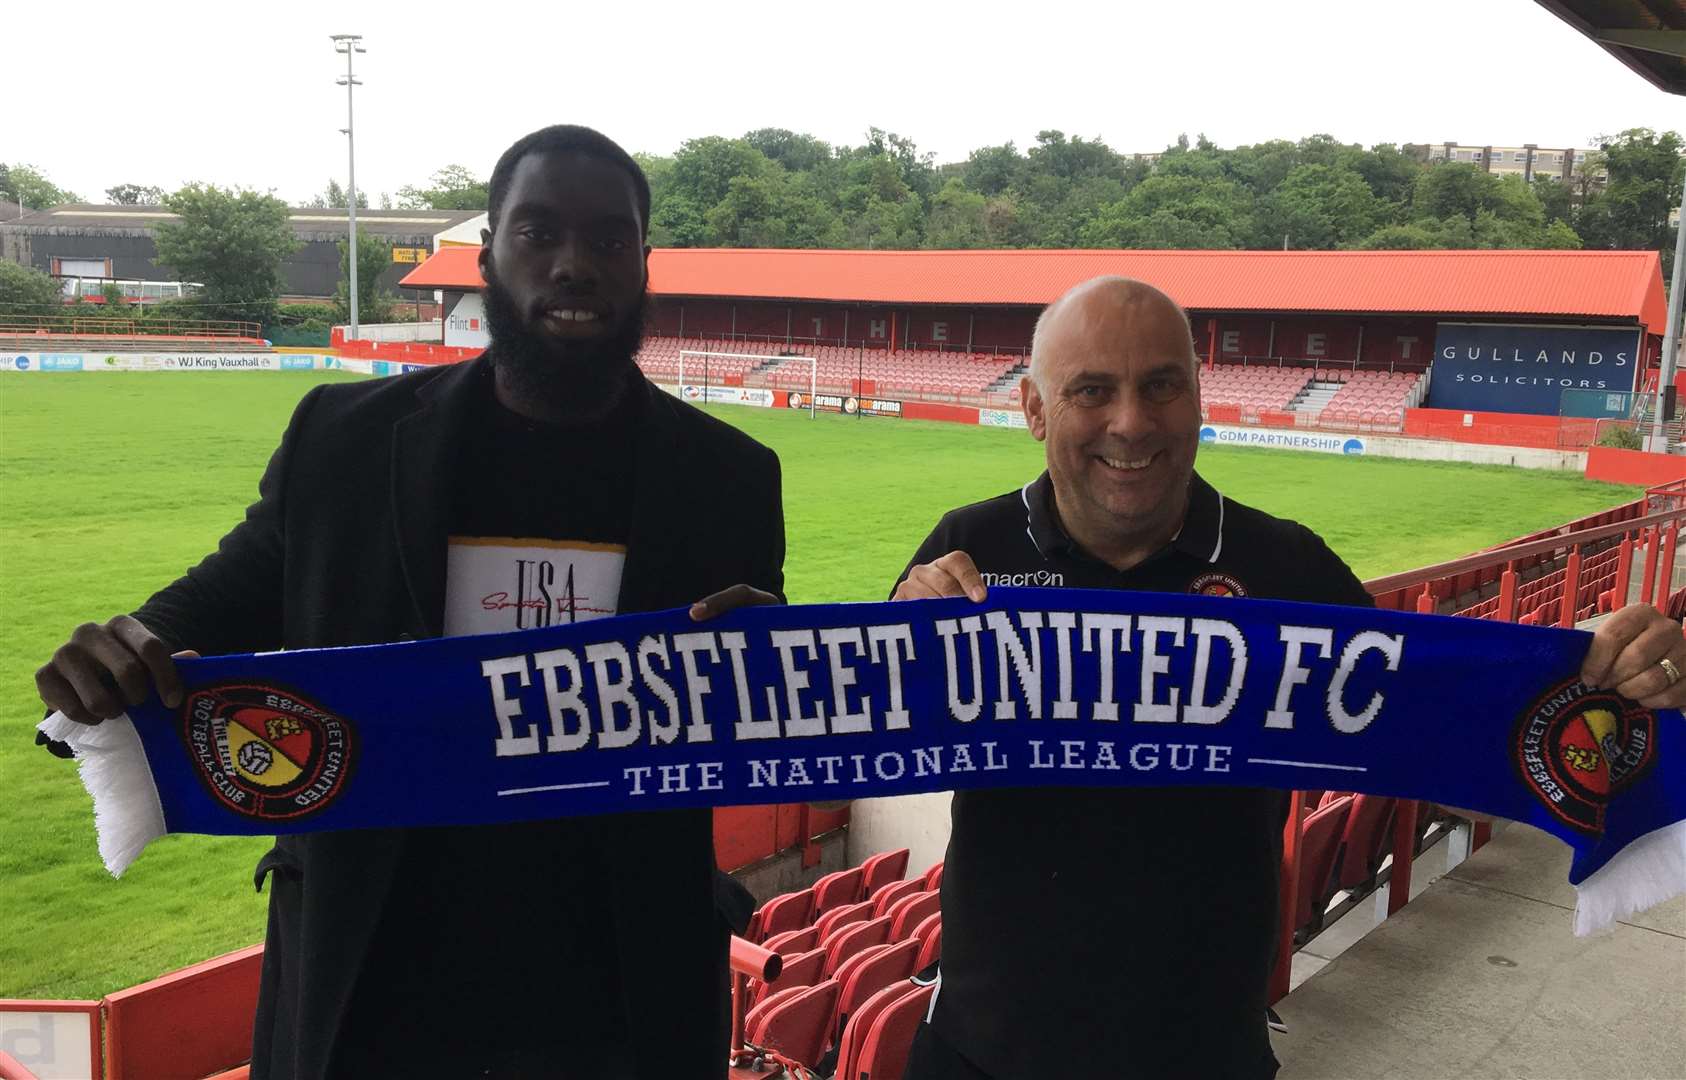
xmin=9 ymin=0 xmax=1681 ymax=207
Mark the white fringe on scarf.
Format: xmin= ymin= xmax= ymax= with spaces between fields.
xmin=1572 ymin=818 xmax=1686 ymax=936
xmin=38 ymin=710 xmax=165 ymax=878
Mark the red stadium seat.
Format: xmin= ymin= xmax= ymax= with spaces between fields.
xmin=750 ymin=978 xmax=840 ymax=1072
xmin=813 ymin=866 xmax=866 ymax=915
xmin=887 ymin=890 xmax=942 ymax=940
xmin=870 ymin=876 xmax=926 ymax=918
xmin=861 ymin=848 xmax=911 ymax=897
xmin=921 ymin=860 xmax=945 ymax=890
xmin=1334 ymin=793 xmax=1397 ymax=892
xmin=1292 ymin=795 xmax=1353 ymax=935
xmin=855 ymin=981 xmax=935 ymax=1080
xmin=914 ymin=913 xmax=942 ymax=970
xmin=833 ymin=982 xmax=921 ymax=1080
xmin=762 ymin=925 xmax=820 ymax=957
xmin=824 ymin=915 xmax=893 ymax=976
xmin=754 ymin=888 xmax=815 ymax=943
xmin=749 ymin=946 xmax=827 ymax=1008
xmin=834 ymin=938 xmax=921 ymax=1045
xmin=815 ymin=899 xmax=875 ymax=942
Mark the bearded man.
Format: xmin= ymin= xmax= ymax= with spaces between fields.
xmin=35 ymin=125 xmax=784 ymax=1080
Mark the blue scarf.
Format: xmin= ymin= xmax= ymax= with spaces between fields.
xmin=41 ymin=587 xmax=1684 ymax=934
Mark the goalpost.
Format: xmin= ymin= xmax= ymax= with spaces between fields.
xmin=678 ymin=350 xmax=816 ymax=418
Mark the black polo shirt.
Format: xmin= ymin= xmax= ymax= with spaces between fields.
xmin=897 ymin=471 xmax=1372 ymax=1080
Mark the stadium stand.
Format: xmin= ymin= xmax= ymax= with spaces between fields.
xmin=1196 ymin=365 xmax=1428 ymax=433
xmin=632 ymin=335 xmax=1023 ymax=400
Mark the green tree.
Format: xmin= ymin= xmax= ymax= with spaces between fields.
xmin=705 ymin=170 xmax=842 ymax=248
xmin=649 ymin=194 xmax=714 ymax=247
xmin=0 ymin=164 xmax=80 ymax=210
xmin=105 ymin=183 xmax=166 ymax=205
xmin=1532 ymin=175 xmax=1576 ymax=226
xmin=153 ymin=184 xmax=298 ymax=326
xmin=334 ymin=232 xmax=396 ymax=323
xmin=1357 ymin=217 xmax=1474 ymax=249
xmin=1258 ymin=164 xmax=1385 ymax=249
xmin=396 ymin=165 xmax=488 ymax=210
xmin=926 ymin=179 xmax=990 ymax=248
xmin=671 ymin=138 xmax=772 ymax=210
xmin=962 ymin=143 xmax=1024 ymax=197
xmin=861 ymin=128 xmax=938 ymax=202
xmin=306 ymin=179 xmax=368 ymax=209
xmin=742 ymin=129 xmax=833 ymax=174
xmin=0 ymin=260 xmax=66 ymax=316
xmin=1081 ymin=174 xmax=1254 ymax=249
xmin=1411 ymin=163 xmax=1493 ymax=222
xmin=1576 ymin=129 xmax=1684 ymax=277
xmin=1350 ymin=144 xmax=1421 ymax=207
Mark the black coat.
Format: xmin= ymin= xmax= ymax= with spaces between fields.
xmin=133 ymin=356 xmax=785 ymax=1079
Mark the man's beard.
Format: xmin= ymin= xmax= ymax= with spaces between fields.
xmin=480 ymin=266 xmax=647 ymax=423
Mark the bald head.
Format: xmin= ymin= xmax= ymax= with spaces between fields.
xmin=1029 ymin=277 xmax=1196 ymax=391
xmin=1018 ymin=274 xmax=1204 ymax=570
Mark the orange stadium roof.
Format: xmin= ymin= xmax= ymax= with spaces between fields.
xmin=401 ymin=247 xmax=1667 ymax=333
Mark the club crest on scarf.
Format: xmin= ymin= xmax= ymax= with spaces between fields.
xmin=181 ymin=684 xmax=355 ymax=821
xmin=1512 ymin=679 xmax=1655 ymax=835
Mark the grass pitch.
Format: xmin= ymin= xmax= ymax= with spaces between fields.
xmin=0 ymin=372 xmax=1639 ymax=997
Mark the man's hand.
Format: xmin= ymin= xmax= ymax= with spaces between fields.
xmin=893 ymin=550 xmax=987 ymax=603
xmin=35 ymin=616 xmax=191 ymax=724
xmin=1581 ymin=603 xmax=1686 ymax=710
xmin=689 ymin=584 xmax=780 ymax=622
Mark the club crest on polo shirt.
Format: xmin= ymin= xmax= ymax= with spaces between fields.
xmin=1512 ymin=679 xmax=1655 ymax=836
xmin=1189 ymin=571 xmax=1248 ymax=598
xmin=182 ymin=684 xmax=355 ymax=821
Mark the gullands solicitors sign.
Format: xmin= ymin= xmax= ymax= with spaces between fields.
xmin=1426 ymin=322 xmax=1642 ymax=415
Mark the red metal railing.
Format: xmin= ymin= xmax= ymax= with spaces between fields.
xmin=1271 ymin=485 xmax=1686 ymax=1003
xmin=0 ymin=313 xmax=263 ymax=340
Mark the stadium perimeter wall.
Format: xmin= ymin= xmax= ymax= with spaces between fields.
xmin=4 ymin=352 xmax=1594 ymax=472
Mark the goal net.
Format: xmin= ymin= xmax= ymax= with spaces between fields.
xmin=677 ymin=350 xmax=815 ymax=418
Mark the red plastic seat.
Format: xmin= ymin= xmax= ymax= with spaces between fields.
xmin=812 ymin=866 xmax=865 ymax=916
xmin=750 ymin=978 xmax=840 ymax=1071
xmin=854 ymin=981 xmax=935 ymax=1080
xmin=834 ymin=937 xmax=920 ymax=1045
xmin=833 ymin=983 xmax=913 ymax=1080
xmin=754 ymin=888 xmax=815 ymax=943
xmin=1292 ymin=795 xmax=1353 ymax=933
xmin=825 ymin=914 xmax=893 ymax=976
xmin=913 ymin=913 xmax=942 ymax=970
xmin=887 ymin=889 xmax=941 ymax=940
xmin=814 ymin=899 xmax=874 ymax=942
xmin=921 ymin=860 xmax=944 ymax=890
xmin=870 ymin=876 xmax=926 ymax=918
xmin=762 ymin=925 xmax=821 ymax=957
xmin=1334 ymin=793 xmax=1397 ymax=892
xmin=750 ymin=945 xmax=827 ymax=1008
xmin=861 ymin=848 xmax=910 ymax=897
